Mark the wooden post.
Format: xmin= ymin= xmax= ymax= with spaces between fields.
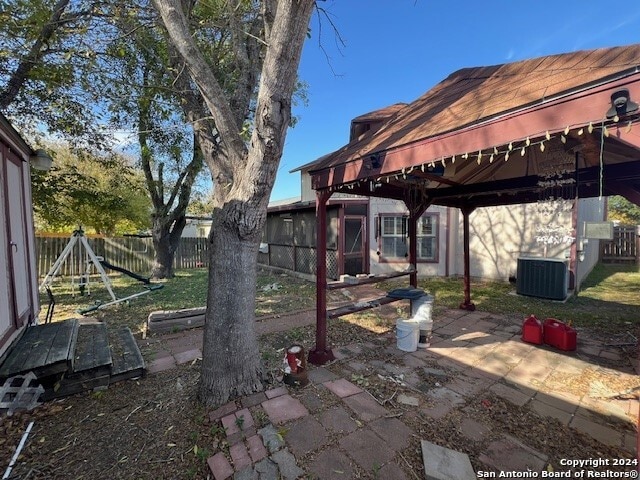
xmin=405 ymin=197 xmax=431 ymax=288
xmin=309 ymin=190 xmax=334 ymax=365
xmin=459 ymin=205 xmax=476 ymax=311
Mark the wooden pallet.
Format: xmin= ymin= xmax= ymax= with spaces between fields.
xmin=0 ymin=319 xmax=78 ymax=380
xmin=0 ymin=319 xmax=147 ymax=403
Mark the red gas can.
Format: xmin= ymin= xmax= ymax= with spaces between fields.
xmin=543 ymin=318 xmax=577 ymax=351
xmin=521 ymin=315 xmax=543 ymax=345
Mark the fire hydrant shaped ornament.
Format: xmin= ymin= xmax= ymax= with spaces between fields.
xmin=282 ymin=345 xmax=309 ymax=387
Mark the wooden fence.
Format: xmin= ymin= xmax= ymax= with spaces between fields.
xmin=600 ymin=225 xmax=639 ymax=263
xmin=36 ymin=235 xmax=210 ymax=278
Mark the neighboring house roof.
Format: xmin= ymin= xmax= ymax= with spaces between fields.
xmin=307 ymin=44 xmax=640 ymax=208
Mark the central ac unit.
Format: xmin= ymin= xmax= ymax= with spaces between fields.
xmin=516 ymin=257 xmax=568 ymax=300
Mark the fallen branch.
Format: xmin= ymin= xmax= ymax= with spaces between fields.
xmin=398 ymin=451 xmax=422 ymax=480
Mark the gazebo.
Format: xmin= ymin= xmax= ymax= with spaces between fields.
xmin=306 ymin=44 xmax=640 ymax=364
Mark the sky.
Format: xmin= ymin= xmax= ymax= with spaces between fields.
xmin=269 ymin=0 xmax=640 ymax=202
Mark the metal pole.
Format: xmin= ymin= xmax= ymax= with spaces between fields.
xmin=459 ymin=205 xmax=476 ymax=311
xmin=309 ymin=190 xmax=334 ymax=365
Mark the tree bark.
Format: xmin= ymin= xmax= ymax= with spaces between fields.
xmin=199 ymin=212 xmax=263 ymax=406
xmin=153 ymin=0 xmax=315 ymax=407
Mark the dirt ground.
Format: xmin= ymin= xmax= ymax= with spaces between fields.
xmin=1 ymin=309 xmax=638 ymax=480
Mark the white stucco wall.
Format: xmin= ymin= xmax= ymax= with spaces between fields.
xmin=452 ymin=202 xmax=575 ymax=281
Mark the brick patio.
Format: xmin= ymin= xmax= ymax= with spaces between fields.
xmin=142 ymin=306 xmax=638 ymax=479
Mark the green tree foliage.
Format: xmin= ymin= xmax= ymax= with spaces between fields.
xmin=608 ymin=195 xmax=640 ymax=225
xmin=0 ymin=0 xmax=108 ymax=145
xmin=31 ymin=143 xmax=151 ymax=235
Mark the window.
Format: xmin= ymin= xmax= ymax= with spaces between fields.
xmin=417 ymin=215 xmax=437 ymax=261
xmin=377 ymin=213 xmax=438 ymax=262
xmin=380 ymin=216 xmax=408 ymax=259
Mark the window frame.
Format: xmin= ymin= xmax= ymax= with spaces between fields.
xmin=376 ymin=212 xmax=439 ymax=264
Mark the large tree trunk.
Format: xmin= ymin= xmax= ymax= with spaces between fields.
xmin=199 ymin=208 xmax=263 ymax=406
xmin=153 ymin=0 xmax=315 ymax=407
xmin=151 ymin=214 xmax=186 ymax=279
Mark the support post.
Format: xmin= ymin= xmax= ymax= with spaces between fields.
xmin=404 ymin=195 xmax=431 ymax=288
xmin=309 ymin=190 xmax=334 ymax=365
xmin=459 ymin=205 xmax=476 ymax=311
xmin=408 ymin=213 xmax=418 ymax=288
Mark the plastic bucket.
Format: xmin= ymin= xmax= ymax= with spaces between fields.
xmin=411 ymin=295 xmax=434 ymax=348
xmin=396 ymin=319 xmax=419 ymax=352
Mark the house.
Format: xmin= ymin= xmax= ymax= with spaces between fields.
xmin=0 ymin=114 xmax=49 ymax=358
xmin=182 ymin=215 xmax=213 ymax=238
xmin=266 ymin=100 xmax=605 ymax=286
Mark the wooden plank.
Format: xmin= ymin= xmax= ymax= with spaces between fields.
xmin=327 ymin=295 xmax=404 ymax=319
xmin=72 ymin=323 xmax=112 ymax=373
xmin=0 ymin=320 xmax=77 ymax=379
xmin=109 ymin=327 xmax=145 ymax=383
xmin=327 ymin=270 xmax=414 ymax=290
xmin=42 ymin=373 xmax=110 ymax=401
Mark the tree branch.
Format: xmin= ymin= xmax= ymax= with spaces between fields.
xmin=0 ymin=0 xmax=72 ymax=109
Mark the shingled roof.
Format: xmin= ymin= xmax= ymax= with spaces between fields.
xmin=309 ymin=44 xmax=640 ymax=178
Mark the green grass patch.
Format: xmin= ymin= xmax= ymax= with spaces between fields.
xmin=381 ymin=263 xmax=640 ymax=334
xmin=41 ymin=267 xmax=315 ymax=334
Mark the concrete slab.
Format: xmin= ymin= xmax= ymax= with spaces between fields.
xmin=283 ymin=415 xmax=328 ymax=457
xmin=323 ymin=378 xmax=363 ymax=398
xmin=318 ymin=406 xmax=358 ymax=434
xmin=265 ymin=387 xmax=287 ymax=399
xmin=369 ymin=417 xmax=413 ymax=451
xmin=308 ymin=449 xmax=355 ymax=480
xmin=297 ymin=389 xmax=326 ymax=413
xmin=307 ymin=367 xmax=340 ymax=384
xmin=529 ymin=399 xmax=573 ymax=425
xmin=246 ymin=434 xmax=268 ymax=463
xmin=459 ymin=418 xmax=490 ymax=442
xmin=229 ymin=442 xmax=252 ymax=470
xmin=254 ymin=458 xmax=279 ymax=479
xmin=270 ymin=448 xmax=304 ymax=480
xmin=342 ymin=392 xmax=389 ymax=422
xmin=377 ymin=462 xmax=408 ymax=480
xmin=209 ymin=401 xmax=238 ymax=422
xmin=420 ymin=440 xmax=476 ymax=480
xmin=479 ymin=435 xmax=548 ymax=472
xmin=261 ymin=395 xmax=308 ymax=425
xmin=241 ymin=391 xmax=268 ymax=409
xmin=339 ymin=428 xmax=395 ymax=471
xmin=233 ymin=466 xmax=258 ymax=480
xmin=570 ymin=414 xmax=625 ymax=447
xmin=208 ymin=452 xmax=234 ymax=480
xmin=488 ymin=382 xmax=531 ymax=407
xmin=257 ymin=424 xmax=285 ymax=454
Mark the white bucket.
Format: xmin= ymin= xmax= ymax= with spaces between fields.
xmin=411 ymin=294 xmax=434 ymax=348
xmin=396 ymin=318 xmax=419 ymax=352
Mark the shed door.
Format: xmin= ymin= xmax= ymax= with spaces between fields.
xmin=6 ymin=155 xmax=30 ymax=327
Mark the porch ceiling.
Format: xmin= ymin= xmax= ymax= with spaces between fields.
xmin=309 ymin=45 xmax=640 ymax=209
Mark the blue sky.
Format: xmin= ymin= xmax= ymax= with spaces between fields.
xmin=270 ymin=0 xmax=640 ymax=201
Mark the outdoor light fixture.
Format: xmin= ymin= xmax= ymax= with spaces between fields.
xmin=606 ymin=88 xmax=639 ymax=119
xmin=369 ymin=153 xmax=381 ymax=169
xmin=29 ymin=149 xmax=53 ymax=171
